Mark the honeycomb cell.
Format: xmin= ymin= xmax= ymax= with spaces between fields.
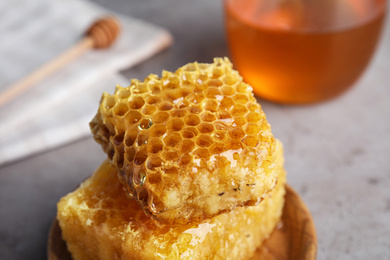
xmin=177 ymin=99 xmax=190 ymax=109
xmin=148 ymin=84 xmax=161 ymax=94
xmin=147 ymin=138 xmax=163 ymax=154
xmin=197 ymin=122 xmax=214 ymax=134
xmin=260 ymin=120 xmax=271 ymax=132
xmin=222 ymin=74 xmax=236 ymax=85
xmin=237 ymin=82 xmax=250 ymax=93
xmin=229 ymin=128 xmax=246 ymax=139
xmin=125 ymin=111 xmax=142 ymax=125
xmin=134 ymin=149 xmax=147 ymax=165
xmin=248 ymin=103 xmax=259 ymax=112
xmin=113 ymin=103 xmax=128 ymax=116
xmin=181 ymin=140 xmax=195 ymax=153
xmin=210 ymin=143 xmax=225 ymax=154
xmin=214 ymin=121 xmax=228 ymax=131
xmin=227 ymin=139 xmax=243 ymax=150
xmin=184 ymin=114 xmax=201 ymax=126
xmin=114 ymin=133 xmax=124 ymax=146
xmin=142 ymin=105 xmax=157 ymax=115
xmin=196 ymin=83 xmax=208 ymax=93
xmin=246 ymin=112 xmax=261 ymax=123
xmin=206 ymin=79 xmax=223 ymax=87
xmin=129 ymin=96 xmax=145 ymax=109
xmin=149 ymin=125 xmax=167 ymax=137
xmin=167 ymin=89 xmax=184 ymax=101
xmin=130 ymin=79 xmax=140 ymax=86
xmin=146 ymin=156 xmax=162 ymax=170
xmin=221 ymin=85 xmax=236 ymax=96
xmin=180 ymin=88 xmax=191 ymax=98
xmin=163 ymin=150 xmax=180 ymax=161
xmin=133 ymin=170 xmax=146 ymax=187
xmin=233 ymin=117 xmax=246 ymax=127
xmin=245 ymin=123 xmax=260 ymax=135
xmin=135 ymin=83 xmax=148 ymax=94
xmin=113 ymin=151 xmax=124 ymax=169
xmin=181 ymin=71 xmax=193 ymax=82
xmin=235 ymin=94 xmax=250 ymax=104
xmin=167 ymin=119 xmax=184 ymax=132
xmin=182 ymin=127 xmax=199 ymax=139
xmin=197 ymin=74 xmax=207 ymax=84
xmin=196 ymin=135 xmax=213 ymax=147
xmin=149 ymin=195 xmax=166 ymax=214
xmin=230 ymin=104 xmax=248 ymax=117
xmin=103 ymin=95 xmax=116 ymax=109
xmin=163 ymin=133 xmax=182 ymax=148
xmin=188 ymin=105 xmax=203 ymax=114
xmin=137 ymin=188 xmax=149 ymax=205
xmin=189 ymin=106 xmax=202 ymax=114
xmin=152 ymin=112 xmax=170 ymax=124
xmin=170 ymin=109 xmax=187 ymax=118
xmin=125 ymin=147 xmax=135 ymax=162
xmin=220 ymin=97 xmax=234 ymax=110
xmin=146 ymin=96 xmax=162 ymax=105
xmin=205 ymin=87 xmax=222 ymax=98
xmin=124 ymin=129 xmax=138 ymax=147
xmin=117 ymin=88 xmax=130 ymax=99
xmin=218 ymin=111 xmax=232 ymax=120
xmin=193 ymin=148 xmax=211 ymax=159
xmin=203 ymin=99 xmax=219 ymax=112
xmin=138 ymin=118 xmax=153 ymax=130
xmin=212 ymin=131 xmax=227 ymax=141
xmin=147 ymin=173 xmax=162 ymax=185
xmin=243 ymin=136 xmax=259 ymax=147
xmin=200 ymin=111 xmax=216 ymax=122
xmin=184 ymin=63 xmax=196 ymax=71
xmin=179 ymin=153 xmax=193 ymax=166
xmin=90 ymin=57 xmax=277 ymax=224
xmin=212 ymin=67 xmax=224 ymax=79
xmin=158 ymin=102 xmax=173 ymax=111
xmin=163 ymin=74 xmax=180 ymax=89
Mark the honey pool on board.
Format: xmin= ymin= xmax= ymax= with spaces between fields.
xmin=225 ymin=0 xmax=386 ymax=104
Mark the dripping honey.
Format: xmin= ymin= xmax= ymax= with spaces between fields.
xmin=225 ymin=0 xmax=386 ymax=104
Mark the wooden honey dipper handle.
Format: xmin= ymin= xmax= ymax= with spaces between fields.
xmin=0 ymin=16 xmax=120 ymax=107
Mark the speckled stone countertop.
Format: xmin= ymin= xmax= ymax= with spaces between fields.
xmin=0 ymin=1 xmax=389 ymax=259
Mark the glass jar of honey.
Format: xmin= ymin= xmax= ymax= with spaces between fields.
xmin=225 ymin=0 xmax=386 ymax=104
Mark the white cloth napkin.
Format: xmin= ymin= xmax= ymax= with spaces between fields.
xmin=0 ymin=0 xmax=173 ymax=165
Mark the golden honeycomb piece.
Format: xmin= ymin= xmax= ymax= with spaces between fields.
xmin=90 ymin=58 xmax=277 ymax=224
xmin=57 ymin=140 xmax=286 ymax=260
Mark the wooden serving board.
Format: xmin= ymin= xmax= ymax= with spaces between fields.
xmin=251 ymin=185 xmax=317 ymax=259
xmin=48 ymin=185 xmax=317 ymax=260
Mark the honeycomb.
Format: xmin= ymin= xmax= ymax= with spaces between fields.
xmin=90 ymin=58 xmax=277 ymax=224
xmin=57 ymin=140 xmax=286 ymax=260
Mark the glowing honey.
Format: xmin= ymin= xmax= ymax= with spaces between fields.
xmin=57 ymin=141 xmax=286 ymax=259
xmin=225 ymin=0 xmax=386 ymax=104
xmin=90 ymin=58 xmax=277 ymax=224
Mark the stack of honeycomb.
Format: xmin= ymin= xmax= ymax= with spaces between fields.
xmin=58 ymin=58 xmax=287 ymax=259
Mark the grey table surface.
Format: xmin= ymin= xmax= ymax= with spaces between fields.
xmin=1 ymin=0 xmax=389 ymax=259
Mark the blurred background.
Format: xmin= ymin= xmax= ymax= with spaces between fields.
xmin=0 ymin=0 xmax=389 ymax=259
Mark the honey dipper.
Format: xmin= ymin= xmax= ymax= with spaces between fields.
xmin=0 ymin=16 xmax=121 ymax=107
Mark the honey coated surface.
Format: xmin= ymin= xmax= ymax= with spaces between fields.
xmin=90 ymin=58 xmax=277 ymax=224
xmin=57 ymin=140 xmax=286 ymax=260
